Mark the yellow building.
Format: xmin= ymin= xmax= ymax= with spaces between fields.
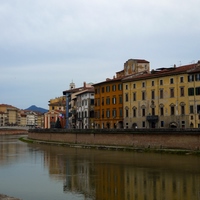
xmin=93 ymin=59 xmax=150 ymax=129
xmin=44 ymin=96 xmax=66 ymax=128
xmin=0 ymin=104 xmax=20 ymax=126
xmin=48 ymin=96 xmax=66 ymax=112
xmin=122 ymin=61 xmax=200 ymax=128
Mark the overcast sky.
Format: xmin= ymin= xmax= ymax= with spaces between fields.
xmin=0 ymin=0 xmax=200 ymax=109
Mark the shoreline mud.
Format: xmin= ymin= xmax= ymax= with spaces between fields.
xmin=0 ymin=194 xmax=21 ymax=200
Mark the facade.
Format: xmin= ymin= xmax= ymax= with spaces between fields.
xmin=76 ymin=88 xmax=95 ymax=129
xmin=93 ymin=59 xmax=150 ymax=129
xmin=122 ymin=61 xmax=200 ymax=128
xmin=93 ymin=78 xmax=123 ymax=129
xmin=44 ymin=96 xmax=66 ymax=128
xmin=48 ymin=96 xmax=66 ymax=112
xmin=0 ymin=104 xmax=20 ymax=126
xmin=63 ymin=82 xmax=93 ymax=128
xmin=44 ymin=110 xmax=65 ymax=128
xmin=26 ymin=111 xmax=38 ymax=127
xmin=0 ymin=111 xmax=7 ymax=126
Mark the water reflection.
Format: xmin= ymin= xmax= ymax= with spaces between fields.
xmin=1 ymin=135 xmax=200 ymax=200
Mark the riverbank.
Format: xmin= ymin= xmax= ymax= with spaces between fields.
xmin=28 ymin=128 xmax=200 ymax=152
xmin=0 ymin=127 xmax=28 ymax=135
xmin=20 ymin=136 xmax=200 ymax=155
xmin=0 ymin=194 xmax=21 ymax=200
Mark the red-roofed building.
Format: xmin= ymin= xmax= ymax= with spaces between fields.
xmin=122 ymin=60 xmax=200 ymax=128
xmin=93 ymin=58 xmax=150 ymax=129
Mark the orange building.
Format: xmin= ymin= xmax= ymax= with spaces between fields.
xmin=93 ymin=59 xmax=150 ymax=129
xmin=93 ymin=78 xmax=123 ymax=129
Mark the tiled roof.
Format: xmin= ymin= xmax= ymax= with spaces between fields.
xmin=63 ymin=86 xmax=93 ymax=95
xmin=92 ymin=77 xmax=123 ymax=86
xmin=122 ymin=63 xmax=198 ymax=82
xmin=0 ymin=104 xmax=18 ymax=109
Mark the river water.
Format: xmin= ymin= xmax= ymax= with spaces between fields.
xmin=1 ymin=134 xmax=200 ymax=200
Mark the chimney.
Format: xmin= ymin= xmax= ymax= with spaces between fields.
xmin=174 ymin=64 xmax=176 ymax=68
xmin=83 ymin=81 xmax=86 ymax=88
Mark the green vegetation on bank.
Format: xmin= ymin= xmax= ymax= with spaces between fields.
xmin=19 ymin=137 xmax=200 ymax=156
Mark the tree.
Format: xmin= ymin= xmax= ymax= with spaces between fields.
xmin=55 ymin=118 xmax=62 ymax=128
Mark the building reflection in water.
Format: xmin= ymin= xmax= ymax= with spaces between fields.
xmin=42 ymin=146 xmax=200 ymax=200
xmin=2 ymin=136 xmax=200 ymax=200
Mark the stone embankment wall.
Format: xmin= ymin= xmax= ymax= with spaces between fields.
xmin=0 ymin=128 xmax=28 ymax=135
xmin=28 ymin=129 xmax=200 ymax=151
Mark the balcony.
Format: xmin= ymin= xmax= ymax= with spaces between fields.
xmin=146 ymin=115 xmax=159 ymax=122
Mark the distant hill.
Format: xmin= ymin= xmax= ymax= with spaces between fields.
xmin=25 ymin=105 xmax=48 ymax=113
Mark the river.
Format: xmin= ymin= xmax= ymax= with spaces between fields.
xmin=0 ymin=134 xmax=200 ymax=200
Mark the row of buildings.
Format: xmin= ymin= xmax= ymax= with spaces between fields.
xmin=0 ymin=104 xmax=44 ymax=128
xmin=2 ymin=58 xmax=200 ymax=129
xmin=44 ymin=58 xmax=200 ymax=129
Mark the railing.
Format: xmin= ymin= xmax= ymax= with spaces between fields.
xmin=146 ymin=115 xmax=159 ymax=122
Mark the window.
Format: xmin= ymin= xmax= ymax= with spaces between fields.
xmin=118 ymin=84 xmax=122 ymax=90
xmin=160 ymin=89 xmax=164 ymax=99
xmin=160 ymin=107 xmax=164 ymax=116
xmin=112 ymin=96 xmax=116 ymax=104
xmin=181 ymin=121 xmax=185 ymax=128
xmin=94 ymin=99 xmax=97 ymax=106
xmin=125 ymin=108 xmax=129 ymax=117
xmin=125 ymin=84 xmax=128 ymax=90
xmin=133 ymin=83 xmax=136 ymax=89
xmin=142 ymin=91 xmax=145 ymax=100
xmin=151 ymin=90 xmax=155 ymax=99
xmin=197 ymin=105 xmax=200 ymax=114
xmin=119 ymin=108 xmax=123 ymax=117
xmin=196 ymin=74 xmax=200 ymax=81
xmin=133 ymin=107 xmax=137 ymax=117
xmin=112 ymin=85 xmax=116 ymax=91
xmin=171 ymin=106 xmax=175 ymax=115
xmin=188 ymin=75 xmax=194 ymax=82
xmin=102 ymin=110 xmax=104 ymax=118
xmin=181 ymin=105 xmax=185 ymax=115
xmin=125 ymin=93 xmax=129 ymax=102
xmin=196 ymin=87 xmax=200 ymax=95
xmin=106 ymin=86 xmax=110 ymax=92
xmin=180 ymin=77 xmax=184 ymax=83
xmin=161 ymin=121 xmax=164 ymax=127
xmin=142 ymin=108 xmax=145 ymax=117
xmin=190 ymin=105 xmax=194 ymax=114
xmin=152 ymin=107 xmax=155 ymax=115
xmin=142 ymin=121 xmax=145 ymax=127
xmin=170 ymin=88 xmax=174 ymax=98
xmin=106 ymin=97 xmax=110 ymax=105
xmin=106 ymin=109 xmax=110 ymax=118
xmin=170 ymin=78 xmax=174 ymax=84
xmin=119 ymin=95 xmax=123 ymax=104
xmin=142 ymin=82 xmax=145 ymax=87
xmin=180 ymin=87 xmax=184 ymax=96
xmin=91 ymin=99 xmax=94 ymax=105
xmin=101 ymin=87 xmax=104 ymax=93
xmin=112 ymin=109 xmax=116 ymax=118
xmin=160 ymin=80 xmax=163 ymax=85
xmin=133 ymin=92 xmax=136 ymax=101
xmin=102 ymin=97 xmax=104 ymax=105
xmin=188 ymin=88 xmax=194 ymax=96
xmin=152 ymin=81 xmax=154 ymax=86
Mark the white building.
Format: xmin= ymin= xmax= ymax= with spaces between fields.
xmin=26 ymin=111 xmax=37 ymax=127
xmin=76 ymin=89 xmax=95 ymax=129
